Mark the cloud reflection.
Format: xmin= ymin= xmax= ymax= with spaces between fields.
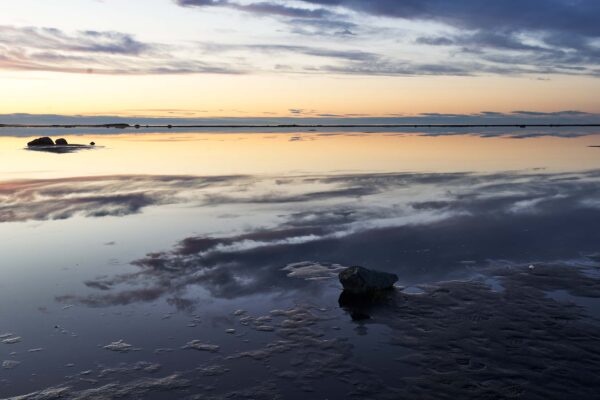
xmin=0 ymin=174 xmax=246 ymax=223
xmin=54 ymin=169 xmax=600 ymax=307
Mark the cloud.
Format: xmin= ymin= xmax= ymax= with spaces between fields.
xmin=308 ymin=60 xmax=477 ymax=76
xmin=174 ymin=0 xmax=600 ymax=77
xmin=177 ymin=0 xmax=336 ymax=19
xmin=287 ymin=17 xmax=357 ymax=36
xmin=0 ymin=26 xmax=149 ymax=55
xmin=178 ymin=0 xmax=600 ymax=41
xmin=1 ymin=2 xmax=598 ymax=77
xmin=327 ymin=0 xmax=600 ymax=76
xmin=198 ymin=42 xmax=378 ymax=62
xmin=300 ymin=0 xmax=600 ymax=37
xmin=0 ymin=25 xmax=490 ymax=77
xmin=0 ymin=25 xmax=244 ymax=75
xmin=414 ymin=30 xmax=600 ymax=75
xmin=511 ymin=110 xmax=591 ymax=117
xmin=7 ymin=0 xmax=600 ymax=78
xmin=178 ymin=0 xmax=358 ymax=36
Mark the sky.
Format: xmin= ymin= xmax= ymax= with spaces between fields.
xmin=1 ymin=0 xmax=600 ymax=118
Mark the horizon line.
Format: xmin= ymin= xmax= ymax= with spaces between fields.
xmin=2 ymin=123 xmax=600 ymax=129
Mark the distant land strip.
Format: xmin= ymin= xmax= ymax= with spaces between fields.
xmin=2 ymin=123 xmax=600 ymax=129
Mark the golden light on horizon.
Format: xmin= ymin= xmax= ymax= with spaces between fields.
xmin=2 ymin=71 xmax=600 ymax=118
xmin=2 ymin=132 xmax=599 ymax=179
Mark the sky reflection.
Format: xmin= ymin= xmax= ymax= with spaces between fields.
xmin=41 ymin=169 xmax=600 ymax=307
xmin=2 ymin=133 xmax=600 ymax=398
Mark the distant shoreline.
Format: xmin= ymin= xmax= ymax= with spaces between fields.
xmin=2 ymin=123 xmax=600 ymax=129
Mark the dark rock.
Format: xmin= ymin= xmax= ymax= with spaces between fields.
xmin=338 ymin=266 xmax=398 ymax=295
xmin=90 ymin=142 xmax=96 ymax=146
xmin=27 ymin=137 xmax=54 ymax=147
xmin=55 ymin=138 xmax=68 ymax=145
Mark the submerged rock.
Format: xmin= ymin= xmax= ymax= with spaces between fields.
xmin=338 ymin=266 xmax=398 ymax=295
xmin=55 ymin=138 xmax=68 ymax=145
xmin=27 ymin=137 xmax=54 ymax=147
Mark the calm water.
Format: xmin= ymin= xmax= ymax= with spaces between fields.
xmin=1 ymin=130 xmax=600 ymax=399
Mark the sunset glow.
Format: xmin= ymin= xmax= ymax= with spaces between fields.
xmin=2 ymin=2 xmax=600 ymax=399
xmin=1 ymin=0 xmax=600 ymax=118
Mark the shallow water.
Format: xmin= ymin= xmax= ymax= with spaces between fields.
xmin=1 ymin=131 xmax=600 ymax=399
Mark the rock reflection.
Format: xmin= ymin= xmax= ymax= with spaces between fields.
xmin=26 ymin=144 xmax=97 ymax=154
xmin=338 ymin=289 xmax=397 ymax=321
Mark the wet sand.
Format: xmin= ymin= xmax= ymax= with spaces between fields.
xmin=5 ymin=263 xmax=600 ymax=399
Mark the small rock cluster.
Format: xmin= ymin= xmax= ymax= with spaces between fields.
xmin=27 ymin=137 xmax=96 ymax=147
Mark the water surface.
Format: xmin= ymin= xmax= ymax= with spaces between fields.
xmin=1 ymin=131 xmax=600 ymax=399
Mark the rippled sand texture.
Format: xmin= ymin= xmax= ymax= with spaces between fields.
xmin=5 ymin=263 xmax=599 ymax=399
